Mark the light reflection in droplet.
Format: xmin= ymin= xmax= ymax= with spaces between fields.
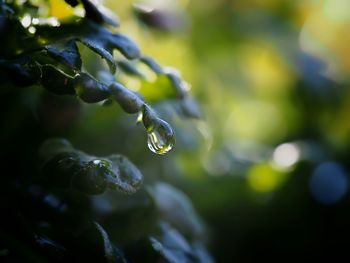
xmin=309 ymin=162 xmax=348 ymax=205
xmin=147 ymin=125 xmax=175 ymax=155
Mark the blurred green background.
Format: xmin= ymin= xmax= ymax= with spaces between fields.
xmin=3 ymin=0 xmax=350 ymax=261
xmin=113 ymin=0 xmax=350 ymax=261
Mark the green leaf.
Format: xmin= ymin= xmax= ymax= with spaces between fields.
xmin=81 ymin=0 xmax=119 ymax=27
xmin=78 ymin=221 xmax=127 ymax=263
xmin=146 ymin=223 xmax=213 ymax=263
xmin=93 ymin=189 xmax=158 ymax=243
xmin=109 ymin=82 xmax=144 ymax=114
xmin=34 ymin=234 xmax=66 ymax=258
xmin=149 ymin=223 xmax=193 ymax=263
xmin=92 ymin=222 xmax=125 ymax=263
xmin=0 ymin=57 xmax=41 ymax=87
xmin=40 ymin=64 xmax=76 ymax=95
xmin=133 ymin=4 xmax=186 ymax=32
xmin=39 ymin=138 xmax=73 ymax=160
xmin=151 ymin=183 xmax=204 ymax=239
xmin=164 ymin=68 xmax=189 ymax=100
xmin=45 ymin=40 xmax=82 ymax=70
xmin=177 ymin=96 xmax=201 ymax=119
xmin=40 ymin=139 xmax=143 ymax=195
xmin=78 ymin=21 xmax=140 ymax=73
xmin=106 ymin=32 xmax=140 ymax=60
xmin=75 ymin=72 xmax=110 ymax=103
xmin=36 ymin=20 xmax=140 ymax=74
xmin=117 ymin=60 xmax=145 ymax=79
xmin=139 ymin=56 xmax=164 ymax=75
xmin=106 ymin=154 xmax=143 ymax=194
xmin=78 ymin=36 xmax=117 ymax=74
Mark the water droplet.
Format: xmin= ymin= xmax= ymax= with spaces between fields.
xmin=91 ymin=159 xmax=111 ymax=169
xmin=147 ymin=119 xmax=175 ymax=154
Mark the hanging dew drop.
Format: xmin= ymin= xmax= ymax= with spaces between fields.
xmin=147 ymin=119 xmax=175 ymax=155
xmin=140 ymin=104 xmax=175 ymax=154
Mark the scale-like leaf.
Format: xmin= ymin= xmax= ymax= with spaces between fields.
xmin=177 ymin=96 xmax=202 ymax=119
xmin=79 ymin=22 xmax=140 ymax=73
xmin=144 ymin=223 xmax=213 ymax=263
xmin=117 ymin=60 xmax=145 ymax=78
xmin=40 ymin=139 xmax=143 ymax=195
xmin=109 ymin=82 xmax=144 ymax=114
xmin=0 ymin=57 xmax=41 ymax=87
xmin=75 ymin=72 xmax=110 ymax=103
xmin=139 ymin=56 xmax=164 ymax=75
xmin=45 ymin=40 xmax=82 ymax=69
xmin=106 ymin=154 xmax=143 ymax=194
xmin=40 ymin=64 xmax=76 ymax=95
xmin=78 ymin=36 xmax=117 ymax=74
xmin=147 ymin=223 xmax=196 ymax=263
xmin=37 ymin=20 xmax=140 ymax=74
xmin=92 ymin=222 xmax=127 ymax=263
xmin=151 ymin=183 xmax=204 ymax=239
xmin=81 ymin=0 xmax=119 ymax=27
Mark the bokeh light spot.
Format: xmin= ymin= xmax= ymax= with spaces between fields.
xmin=309 ymin=162 xmax=348 ymax=205
xmin=224 ymin=101 xmax=286 ymax=144
xmin=272 ymin=143 xmax=300 ymax=170
xmin=247 ymin=163 xmax=286 ymax=193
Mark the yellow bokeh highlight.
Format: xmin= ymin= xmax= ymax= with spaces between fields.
xmin=240 ymin=43 xmax=294 ymax=97
xmin=49 ymin=0 xmax=75 ymax=19
xmin=224 ymin=100 xmax=286 ymax=143
xmin=247 ymin=163 xmax=287 ymax=192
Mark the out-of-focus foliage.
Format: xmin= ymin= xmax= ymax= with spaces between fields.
xmin=2 ymin=0 xmax=350 ymax=262
xmin=110 ymin=0 xmax=350 ymax=261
